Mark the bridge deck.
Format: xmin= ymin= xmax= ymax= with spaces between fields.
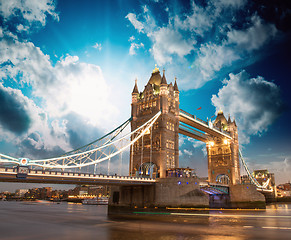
xmin=0 ymin=167 xmax=156 ymax=186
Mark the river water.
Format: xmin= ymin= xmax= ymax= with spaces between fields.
xmin=0 ymin=201 xmax=290 ymax=240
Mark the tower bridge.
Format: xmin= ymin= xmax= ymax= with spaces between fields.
xmin=0 ymin=66 xmax=270 ymax=208
xmin=130 ymin=66 xmax=240 ymax=186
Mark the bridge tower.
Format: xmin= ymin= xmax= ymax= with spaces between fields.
xmin=130 ymin=66 xmax=179 ymax=178
xmin=207 ymin=110 xmax=240 ymax=185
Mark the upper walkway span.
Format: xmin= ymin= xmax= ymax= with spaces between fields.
xmin=179 ymin=109 xmax=232 ymax=141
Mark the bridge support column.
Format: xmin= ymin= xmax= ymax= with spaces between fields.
xmin=229 ymin=184 xmax=266 ymax=208
xmin=108 ymin=178 xmax=209 ymax=215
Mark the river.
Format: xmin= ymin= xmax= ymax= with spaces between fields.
xmin=0 ymin=201 xmax=290 ymax=239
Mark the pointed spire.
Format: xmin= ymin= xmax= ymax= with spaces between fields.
xmin=174 ymin=77 xmax=179 ymax=91
xmin=227 ymin=114 xmax=231 ymax=123
xmin=161 ymin=69 xmax=167 ymax=85
xmin=233 ymin=117 xmax=237 ymax=126
xmin=132 ymin=78 xmax=139 ymax=94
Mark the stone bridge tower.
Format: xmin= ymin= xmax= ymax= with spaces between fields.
xmin=207 ymin=110 xmax=240 ymax=185
xmin=130 ymin=66 xmax=179 ymax=178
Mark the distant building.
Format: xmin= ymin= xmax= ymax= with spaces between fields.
xmin=25 ymin=187 xmax=52 ymax=199
xmin=277 ymin=182 xmax=291 ymax=197
xmin=253 ymin=170 xmax=276 ymax=189
xmin=15 ymin=189 xmax=29 ymax=197
xmin=68 ymin=185 xmax=109 ymax=198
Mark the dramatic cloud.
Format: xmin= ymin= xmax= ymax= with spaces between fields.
xmin=211 ymin=71 xmax=284 ymax=143
xmin=151 ymin=27 xmax=195 ymax=65
xmin=227 ymin=16 xmax=277 ymax=52
xmin=195 ymin=43 xmax=240 ymax=81
xmin=0 ymin=34 xmax=118 ymax=129
xmin=0 ymin=82 xmax=112 ymax=159
xmin=213 ymin=0 xmax=247 ymax=9
xmin=63 ymin=112 xmax=103 ymax=150
xmin=192 ymin=17 xmax=276 ymax=87
xmin=126 ymin=1 xmax=279 ymax=89
xmin=0 ymin=0 xmax=59 ymax=27
xmin=0 ymin=84 xmax=31 ymax=134
xmin=0 ymin=33 xmax=119 ymax=159
xmin=0 ymin=83 xmax=72 ymax=158
xmin=174 ymin=1 xmax=213 ymax=36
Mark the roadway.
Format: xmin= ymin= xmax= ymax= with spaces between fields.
xmin=0 ymin=167 xmax=155 ymax=186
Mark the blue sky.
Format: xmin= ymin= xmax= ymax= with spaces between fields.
xmin=0 ymin=0 xmax=290 ymax=191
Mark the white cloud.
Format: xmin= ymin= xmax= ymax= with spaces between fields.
xmin=125 ymin=13 xmax=144 ymax=33
xmin=16 ymin=24 xmax=29 ymax=32
xmin=0 ymin=33 xmax=124 ymax=158
xmin=191 ymin=15 xmax=277 ymax=87
xmin=0 ymin=35 xmax=119 ymax=132
xmin=143 ymin=5 xmax=149 ymax=13
xmin=151 ymin=27 xmax=195 ymax=65
xmin=179 ymin=135 xmax=186 ymax=146
xmin=0 ymin=0 xmax=59 ymax=26
xmin=174 ymin=2 xmax=213 ymax=36
xmin=126 ymin=9 xmax=195 ymax=65
xmin=227 ymin=16 xmax=277 ymax=51
xmin=129 ymin=36 xmax=135 ymax=41
xmin=211 ymin=71 xmax=283 ymax=144
xmin=0 ymin=83 xmax=72 ymax=157
xmin=125 ymin=3 xmax=280 ymax=90
xmin=184 ymin=149 xmax=193 ymax=156
xmin=212 ymin=0 xmax=247 ymax=9
xmin=93 ymin=43 xmax=102 ymax=51
xmin=129 ymin=42 xmax=144 ymax=55
xmin=195 ymin=43 xmax=240 ymax=82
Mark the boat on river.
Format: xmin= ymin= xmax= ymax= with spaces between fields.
xmin=82 ymin=196 xmax=108 ymax=205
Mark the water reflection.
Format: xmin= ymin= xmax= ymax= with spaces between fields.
xmin=0 ymin=202 xmax=290 ymax=240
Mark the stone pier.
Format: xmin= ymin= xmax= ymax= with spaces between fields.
xmin=108 ymin=180 xmax=266 ymax=214
xmin=109 ymin=177 xmax=209 ymax=210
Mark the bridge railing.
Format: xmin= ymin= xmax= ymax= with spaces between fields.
xmin=0 ymin=167 xmax=155 ymax=182
xmin=180 ymin=109 xmax=208 ymax=125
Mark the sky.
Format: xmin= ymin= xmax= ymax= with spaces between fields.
xmin=0 ymin=0 xmax=290 ymax=191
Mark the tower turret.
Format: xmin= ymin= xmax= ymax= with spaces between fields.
xmin=131 ymin=79 xmax=139 ymax=121
xmin=130 ymin=66 xmax=179 ymax=178
xmin=208 ymin=110 xmax=240 ymax=185
xmin=160 ymin=69 xmax=168 ymax=114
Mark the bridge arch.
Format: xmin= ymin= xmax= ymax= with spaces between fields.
xmin=139 ymin=162 xmax=158 ymax=178
xmin=216 ymin=174 xmax=230 ymax=185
